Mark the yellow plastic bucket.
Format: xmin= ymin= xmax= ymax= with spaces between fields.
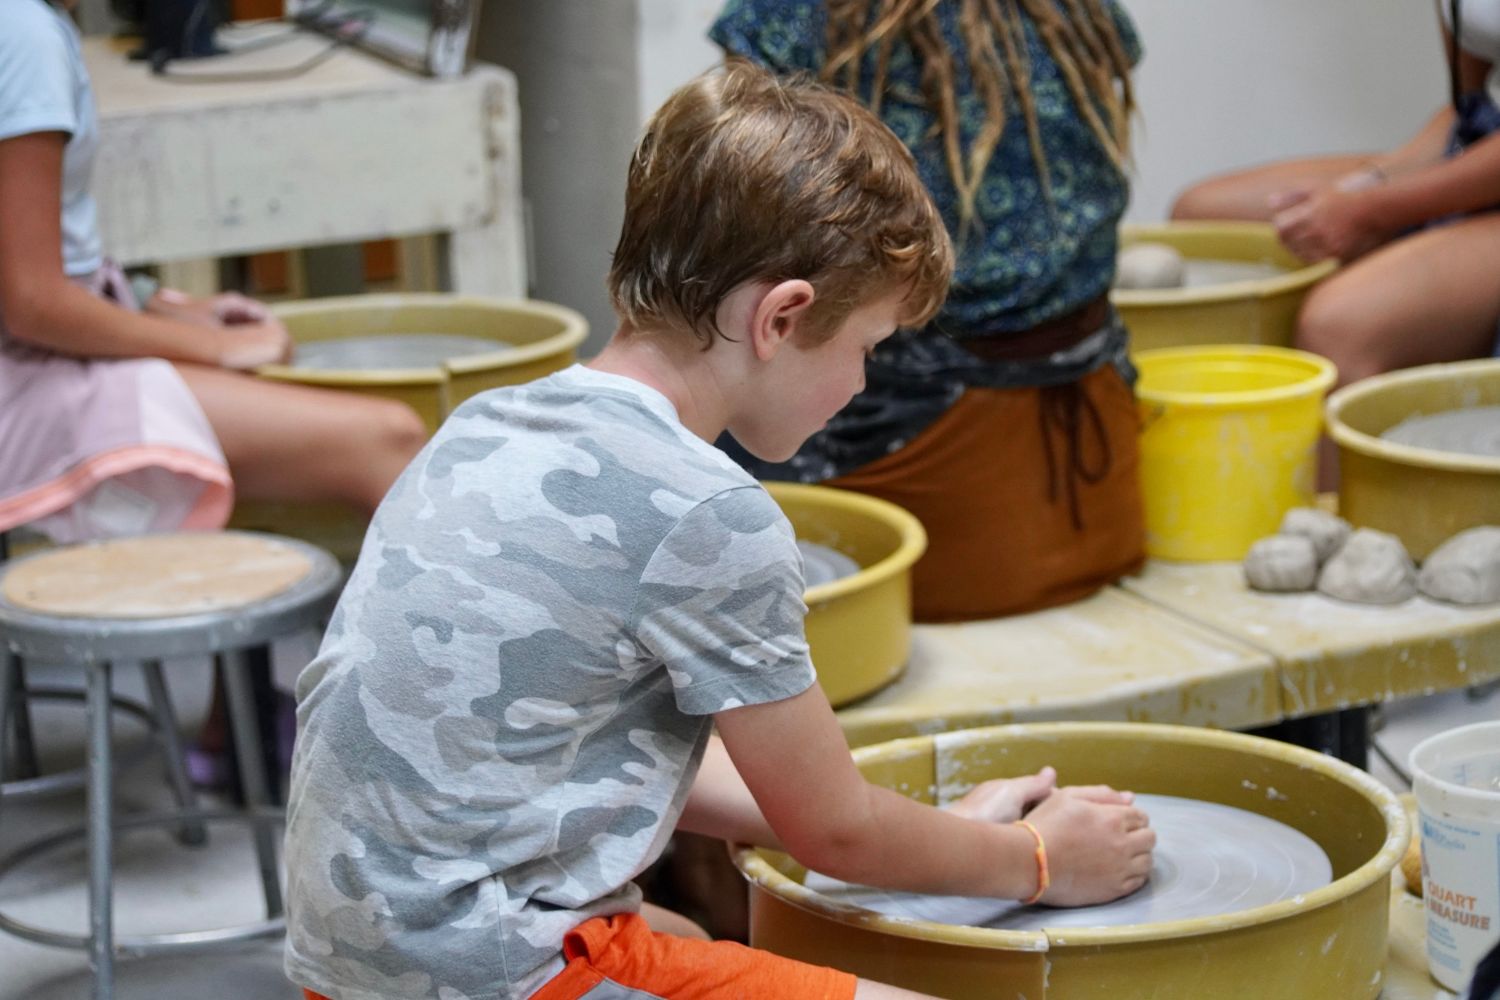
xmin=1135 ymin=345 xmax=1336 ymax=561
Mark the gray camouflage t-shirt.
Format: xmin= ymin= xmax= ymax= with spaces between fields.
xmin=284 ymin=366 xmax=818 ymax=1000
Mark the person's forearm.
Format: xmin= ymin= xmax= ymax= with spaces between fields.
xmin=1374 ymin=107 xmax=1457 ymax=177
xmin=1364 ymin=129 xmax=1500 ymax=232
xmin=790 ymin=782 xmax=1040 ymax=899
xmin=2 ymin=275 xmax=222 ymax=365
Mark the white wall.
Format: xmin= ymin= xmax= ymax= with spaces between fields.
xmin=635 ymin=0 xmax=1447 ymax=221
xmin=487 ymin=1 xmax=1446 ymax=354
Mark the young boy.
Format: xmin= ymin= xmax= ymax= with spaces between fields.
xmin=285 ymin=60 xmax=1154 ymax=1000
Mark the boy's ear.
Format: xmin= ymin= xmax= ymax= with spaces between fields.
xmin=749 ymin=279 xmax=816 ymax=361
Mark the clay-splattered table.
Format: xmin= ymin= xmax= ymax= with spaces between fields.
xmin=1120 ymin=562 xmax=1500 ymax=720
xmin=836 ymin=586 xmax=1280 ymax=748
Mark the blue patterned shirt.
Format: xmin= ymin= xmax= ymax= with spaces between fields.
xmin=710 ymin=0 xmax=1143 ymax=481
xmin=711 ymin=0 xmax=1141 ymax=336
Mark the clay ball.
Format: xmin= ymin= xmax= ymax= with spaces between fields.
xmin=1418 ymin=525 xmax=1500 ymax=605
xmin=1244 ymin=535 xmax=1319 ymax=592
xmin=1279 ymin=507 xmax=1352 ymax=564
xmin=1115 ymin=242 xmax=1187 ymax=290
xmin=1316 ymin=529 xmax=1417 ymax=605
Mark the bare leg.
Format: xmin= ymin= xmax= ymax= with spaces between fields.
xmin=1171 ymin=155 xmax=1372 ymax=222
xmin=854 ymin=980 xmax=943 ymax=999
xmin=1296 ymin=213 xmax=1500 ymax=486
xmin=1296 ymin=213 xmax=1500 ymax=387
xmin=639 ymin=902 xmax=711 ymax=941
xmin=174 ymin=364 xmax=427 ymax=515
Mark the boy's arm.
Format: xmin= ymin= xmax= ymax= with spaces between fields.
xmin=711 ymin=684 xmax=1155 ymax=904
xmin=678 ymin=733 xmax=784 ymax=850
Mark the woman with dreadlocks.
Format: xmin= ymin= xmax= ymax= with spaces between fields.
xmin=710 ymin=0 xmax=1145 ymax=623
xmin=1174 ymin=0 xmax=1500 ymax=390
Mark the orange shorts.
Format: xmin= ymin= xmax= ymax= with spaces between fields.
xmin=300 ymin=912 xmax=857 ymax=1000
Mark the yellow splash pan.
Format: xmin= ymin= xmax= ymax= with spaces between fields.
xmin=259 ymin=293 xmax=588 ymax=432
xmin=735 ymin=722 xmax=1408 ymax=999
xmin=1112 ymin=223 xmax=1336 ymax=354
xmin=235 ymin=294 xmax=587 ymax=557
xmin=764 ymin=482 xmax=926 ymax=708
xmin=1327 ymin=358 xmax=1500 ymax=560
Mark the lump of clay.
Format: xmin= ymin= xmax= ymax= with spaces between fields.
xmin=1279 ymin=507 xmax=1352 ymax=564
xmin=1244 ymin=535 xmax=1319 ymax=592
xmin=1317 ymin=529 xmax=1417 ymax=605
xmin=1418 ymin=526 xmax=1500 ymax=605
xmin=1115 ymin=242 xmax=1187 ymax=290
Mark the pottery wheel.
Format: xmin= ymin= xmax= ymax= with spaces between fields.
xmin=801 ymin=794 xmax=1332 ymax=930
xmin=291 ymin=334 xmax=513 ymax=372
xmin=1381 ymin=405 xmax=1500 ymax=459
xmin=797 ymin=540 xmax=862 ymax=588
xmin=1179 ymin=259 xmax=1286 ymax=289
xmin=1 ymin=534 xmax=313 ymax=619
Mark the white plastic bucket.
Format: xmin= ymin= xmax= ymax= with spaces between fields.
xmin=1410 ymin=721 xmax=1500 ymax=991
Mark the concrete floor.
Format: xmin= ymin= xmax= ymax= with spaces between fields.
xmin=0 ymin=639 xmax=1494 ymax=999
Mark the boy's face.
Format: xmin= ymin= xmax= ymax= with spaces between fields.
xmin=731 ymin=288 xmax=904 ymax=463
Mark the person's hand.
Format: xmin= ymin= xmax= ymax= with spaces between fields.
xmin=1024 ymin=784 xmax=1155 ymax=907
xmin=1273 ymin=187 xmax=1390 ymax=263
xmin=204 ymin=291 xmax=274 ymax=326
xmin=947 ymin=767 xmax=1056 ymax=825
xmin=147 ymin=288 xmax=275 ymax=328
xmin=215 ymin=319 xmax=293 ymax=369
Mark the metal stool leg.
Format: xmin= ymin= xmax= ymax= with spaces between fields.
xmin=221 ymin=647 xmax=284 ymax=918
xmin=0 ymin=650 xmax=12 ymax=820
xmin=7 ymin=656 xmax=40 ymax=781
xmin=140 ymin=661 xmax=207 ymax=846
xmin=86 ymin=660 xmax=115 ymax=1000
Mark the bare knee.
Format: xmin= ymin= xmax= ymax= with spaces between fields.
xmin=370 ymin=400 xmax=428 ymax=464
xmin=1170 ymin=175 xmax=1255 ymax=221
xmin=1169 ymin=181 xmax=1222 ymax=221
xmin=1295 ymin=286 xmax=1385 ymax=387
xmin=345 ymin=400 xmax=427 ymax=511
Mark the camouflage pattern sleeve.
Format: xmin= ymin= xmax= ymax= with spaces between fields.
xmin=633 ymin=486 xmax=817 ymax=716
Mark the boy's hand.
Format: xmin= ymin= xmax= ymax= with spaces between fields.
xmin=946 ymin=767 xmax=1056 ymax=825
xmin=1025 ymin=785 xmax=1155 ymax=907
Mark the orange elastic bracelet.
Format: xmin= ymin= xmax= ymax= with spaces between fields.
xmin=1015 ymin=820 xmax=1049 ymax=905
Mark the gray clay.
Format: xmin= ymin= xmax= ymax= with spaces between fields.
xmin=797 ymin=540 xmax=861 ymax=589
xmin=1418 ymin=526 xmax=1500 ymax=605
xmin=1381 ymin=406 xmax=1500 ymax=460
xmin=1115 ymin=242 xmax=1187 ymax=290
xmin=1279 ymin=507 xmax=1352 ymax=564
xmin=1243 ymin=535 xmax=1319 ymax=592
xmin=1317 ymin=528 xmax=1417 ymax=605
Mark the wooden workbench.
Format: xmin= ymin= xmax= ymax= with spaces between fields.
xmin=837 ymin=560 xmax=1500 ymax=749
xmin=836 ymin=584 xmax=1281 ymax=748
xmin=84 ymin=31 xmax=525 ymax=297
xmin=1122 ymin=562 xmax=1500 ymax=718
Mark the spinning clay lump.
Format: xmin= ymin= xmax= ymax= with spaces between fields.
xmin=1115 ymin=242 xmax=1187 ymax=290
xmin=1317 ymin=528 xmax=1417 ymax=605
xmin=1243 ymin=535 xmax=1319 ymax=592
xmin=1418 ymin=526 xmax=1500 ymax=605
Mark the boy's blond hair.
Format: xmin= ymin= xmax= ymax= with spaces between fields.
xmin=608 ymin=59 xmax=953 ymax=346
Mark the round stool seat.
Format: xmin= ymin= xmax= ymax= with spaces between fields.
xmin=0 ymin=532 xmax=341 ymax=662
xmin=0 ymin=531 xmax=343 ymax=998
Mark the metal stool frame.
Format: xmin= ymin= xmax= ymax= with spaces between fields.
xmin=0 ymin=533 xmax=341 ymax=1000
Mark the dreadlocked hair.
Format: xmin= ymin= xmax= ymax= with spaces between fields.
xmin=824 ymin=0 xmax=1134 ymax=225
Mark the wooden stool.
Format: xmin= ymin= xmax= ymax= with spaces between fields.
xmin=0 ymin=532 xmax=341 ymax=1000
